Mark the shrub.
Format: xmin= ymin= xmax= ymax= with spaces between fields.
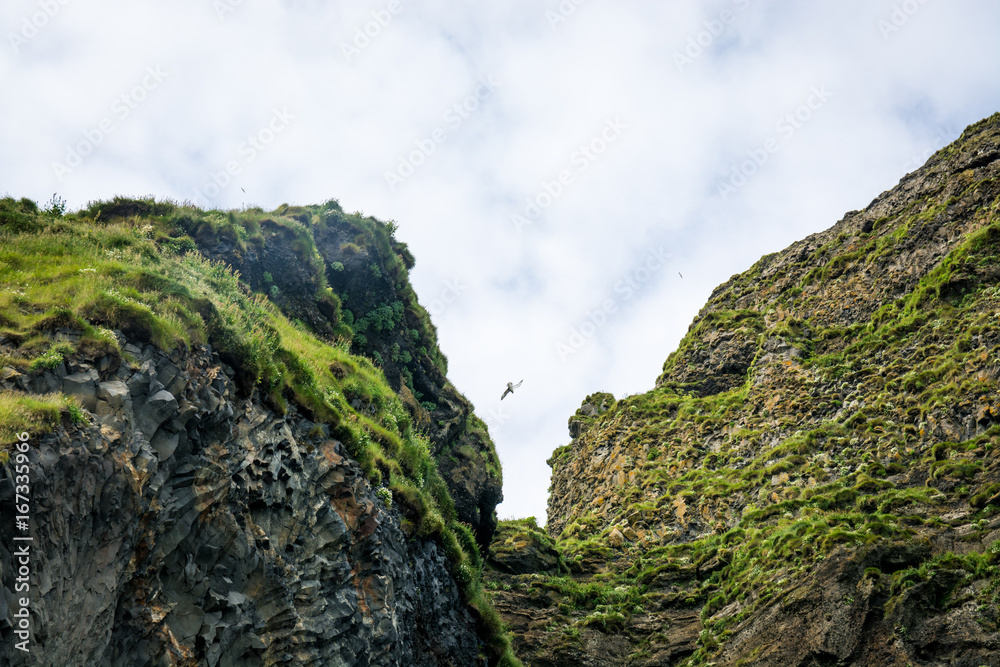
xmin=28 ymin=342 xmax=75 ymax=372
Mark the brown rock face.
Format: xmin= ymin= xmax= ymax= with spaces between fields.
xmin=519 ymin=113 xmax=1000 ymax=665
xmin=550 ymin=114 xmax=1000 ymax=540
xmin=714 ymin=543 xmax=1000 ymax=667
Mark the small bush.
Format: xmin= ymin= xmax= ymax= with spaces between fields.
xmin=28 ymin=342 xmax=75 ymax=372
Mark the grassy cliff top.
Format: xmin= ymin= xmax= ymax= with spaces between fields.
xmin=0 ymin=194 xmax=519 ymax=664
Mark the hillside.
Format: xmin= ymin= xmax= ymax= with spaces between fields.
xmin=487 ymin=113 xmax=1000 ymax=666
xmin=0 ymin=198 xmax=516 ymax=665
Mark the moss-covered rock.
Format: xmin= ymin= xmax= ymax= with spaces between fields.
xmin=489 ymin=518 xmax=568 ymax=575
xmin=518 ymin=112 xmax=1000 ymax=666
xmin=0 ymin=197 xmax=521 ymax=666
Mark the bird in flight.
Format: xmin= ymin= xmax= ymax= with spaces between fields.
xmin=501 ymin=380 xmax=523 ymax=400
xmin=678 ymin=272 xmax=683 ymax=279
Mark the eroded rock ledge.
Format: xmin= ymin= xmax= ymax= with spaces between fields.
xmin=1 ymin=339 xmax=484 ymax=666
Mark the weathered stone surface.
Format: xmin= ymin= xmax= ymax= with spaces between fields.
xmin=525 ymin=114 xmax=1000 ymax=666
xmin=97 ymin=381 xmax=128 ymax=409
xmin=62 ymin=368 xmax=99 ymax=411
xmin=488 ymin=520 xmax=565 ymax=576
xmin=714 ymin=545 xmax=1000 ymax=667
xmin=149 ymin=427 xmax=179 ymax=461
xmin=135 ymin=389 xmax=178 ymax=438
xmin=0 ymin=344 xmax=485 ymax=666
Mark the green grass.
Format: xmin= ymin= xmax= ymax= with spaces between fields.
xmin=0 ymin=391 xmax=79 ymax=462
xmin=0 ymin=195 xmax=520 ymax=665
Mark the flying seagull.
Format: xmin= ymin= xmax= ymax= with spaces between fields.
xmin=501 ymin=380 xmax=523 ymax=400
xmin=678 ymin=272 xmax=683 ymax=279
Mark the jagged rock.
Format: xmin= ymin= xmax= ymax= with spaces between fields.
xmin=528 ymin=114 xmax=1000 ymax=666
xmin=136 ymin=389 xmax=179 ymax=438
xmin=568 ymin=393 xmax=615 ymax=439
xmin=488 ymin=519 xmax=566 ymax=575
xmin=1 ymin=344 xmax=485 ymax=666
xmin=150 ymin=427 xmax=180 ymax=461
xmin=97 ymin=380 xmax=128 ymax=409
xmin=62 ymin=368 xmax=99 ymax=411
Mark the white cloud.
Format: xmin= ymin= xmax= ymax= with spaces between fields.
xmin=2 ymin=0 xmax=999 ymax=523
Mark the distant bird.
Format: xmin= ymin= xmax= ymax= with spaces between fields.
xmin=501 ymin=380 xmax=523 ymax=400
xmin=678 ymin=272 xmax=683 ymax=279
xmin=241 ymin=187 xmax=246 ymax=193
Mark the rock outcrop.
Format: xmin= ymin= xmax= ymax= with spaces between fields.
xmin=489 ymin=113 xmax=1000 ymax=665
xmin=1 ymin=340 xmax=484 ymax=666
xmin=312 ymin=209 xmax=503 ymax=549
xmin=171 ymin=201 xmax=503 ymax=550
xmin=0 ymin=196 xmax=518 ymax=665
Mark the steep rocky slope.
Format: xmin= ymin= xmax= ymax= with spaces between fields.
xmin=309 ymin=211 xmax=502 ymax=549
xmin=0 ymin=200 xmax=518 ymax=664
xmin=87 ymin=198 xmax=503 ymax=550
xmin=490 ymin=113 xmax=1000 ymax=666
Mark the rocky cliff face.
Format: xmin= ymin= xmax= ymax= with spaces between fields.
xmin=310 ymin=212 xmax=503 ymax=550
xmin=178 ymin=202 xmax=503 ymax=550
xmin=489 ymin=113 xmax=1000 ymax=666
xmin=1 ymin=342 xmax=482 ymax=666
xmin=0 ymin=199 xmax=518 ymax=665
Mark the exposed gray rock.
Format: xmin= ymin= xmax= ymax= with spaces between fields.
xmin=136 ymin=389 xmax=178 ymax=439
xmin=149 ymin=427 xmax=180 ymax=462
xmin=1 ymin=344 xmax=486 ymax=666
xmin=62 ymin=368 xmax=100 ymax=411
xmin=97 ymin=381 xmax=128 ymax=409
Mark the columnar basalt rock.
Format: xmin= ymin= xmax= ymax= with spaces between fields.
xmin=187 ymin=204 xmax=504 ymax=551
xmin=1 ymin=341 xmax=484 ymax=666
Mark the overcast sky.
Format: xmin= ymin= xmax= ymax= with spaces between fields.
xmin=3 ymin=0 xmax=999 ymax=523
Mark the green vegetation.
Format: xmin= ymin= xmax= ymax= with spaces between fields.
xmin=0 ymin=391 xmax=79 ymax=464
xmin=319 ymin=201 xmax=451 ymax=383
xmin=0 ymin=195 xmax=518 ymax=665
xmin=533 ymin=119 xmax=1000 ymax=664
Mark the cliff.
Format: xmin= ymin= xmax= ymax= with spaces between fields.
xmin=0 ymin=199 xmax=518 ymax=664
xmin=487 ymin=113 xmax=1000 ymax=665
